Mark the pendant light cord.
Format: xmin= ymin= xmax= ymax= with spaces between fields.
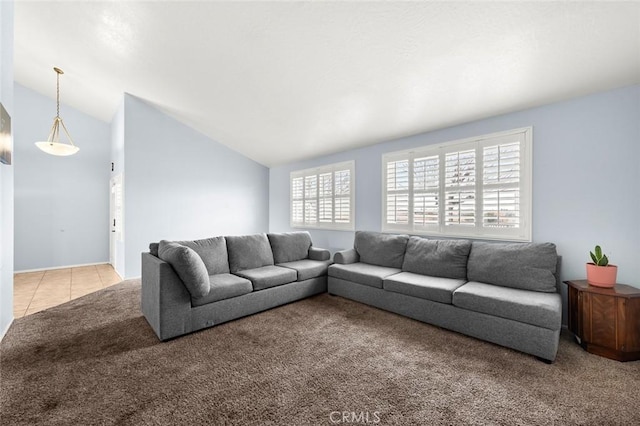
xmin=56 ymin=71 xmax=60 ymax=118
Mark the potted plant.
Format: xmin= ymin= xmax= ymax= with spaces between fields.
xmin=586 ymin=245 xmax=617 ymax=288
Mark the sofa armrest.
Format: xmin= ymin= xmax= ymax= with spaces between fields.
xmin=141 ymin=252 xmax=192 ymax=341
xmin=308 ymin=247 xmax=331 ymax=261
xmin=334 ymin=248 xmax=359 ymax=264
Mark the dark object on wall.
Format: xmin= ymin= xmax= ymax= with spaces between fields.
xmin=0 ymin=102 xmax=11 ymax=165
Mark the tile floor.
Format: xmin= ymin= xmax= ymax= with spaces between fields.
xmin=13 ymin=264 xmax=122 ymax=318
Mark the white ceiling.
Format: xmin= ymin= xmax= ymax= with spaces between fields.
xmin=14 ymin=1 xmax=640 ymax=167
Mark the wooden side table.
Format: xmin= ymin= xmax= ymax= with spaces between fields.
xmin=564 ymin=279 xmax=640 ymax=361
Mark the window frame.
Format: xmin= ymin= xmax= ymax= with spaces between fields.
xmin=290 ymin=160 xmax=355 ymax=231
xmin=381 ymin=127 xmax=532 ymax=242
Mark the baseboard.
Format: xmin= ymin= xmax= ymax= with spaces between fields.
xmin=0 ymin=317 xmax=14 ymax=342
xmin=15 ymin=262 xmax=111 ymax=274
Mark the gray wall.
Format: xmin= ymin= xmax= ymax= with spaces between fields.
xmin=0 ymin=0 xmax=14 ymax=340
xmin=121 ymin=94 xmax=270 ymax=278
xmin=270 ymin=84 xmax=640 ymax=320
xmin=13 ymin=84 xmax=111 ymax=271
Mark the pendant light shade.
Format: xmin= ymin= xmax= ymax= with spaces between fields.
xmin=35 ymin=67 xmax=79 ymax=156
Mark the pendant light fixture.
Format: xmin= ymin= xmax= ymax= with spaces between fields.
xmin=35 ymin=67 xmax=79 ymax=156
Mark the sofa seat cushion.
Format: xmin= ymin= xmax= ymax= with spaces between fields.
xmin=383 ymin=272 xmax=467 ymax=305
xmin=354 ymin=231 xmax=409 ymax=269
xmin=277 ymin=259 xmax=332 ymax=281
xmin=267 ymin=232 xmax=312 ymax=263
xmin=452 ymin=281 xmax=562 ymax=330
xmin=191 ymin=274 xmax=252 ymax=307
xmin=328 ymin=263 xmax=401 ymax=289
xmin=235 ymin=265 xmax=297 ymax=291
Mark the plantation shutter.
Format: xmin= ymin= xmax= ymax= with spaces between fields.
xmin=482 ymin=137 xmax=522 ymax=229
xmin=291 ymin=177 xmax=304 ymax=226
xmin=334 ymin=169 xmax=351 ymax=224
xmin=290 ymin=161 xmax=355 ymax=230
xmin=382 ymin=127 xmax=531 ymax=241
xmin=444 ymin=148 xmax=476 ymax=227
xmin=319 ymin=173 xmax=333 ymax=223
xmin=385 ymin=158 xmax=409 ymax=229
xmin=412 ymin=155 xmax=439 ymax=229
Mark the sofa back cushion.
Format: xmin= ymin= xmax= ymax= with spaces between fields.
xmin=267 ymin=232 xmax=312 ymax=264
xmin=175 ymin=237 xmax=229 ymax=275
xmin=402 ymin=237 xmax=471 ymax=279
xmin=467 ymin=242 xmax=558 ymax=293
xmin=226 ymin=234 xmax=275 ymax=273
xmin=149 ymin=237 xmax=229 ymax=275
xmin=158 ymin=240 xmax=210 ymax=298
xmin=354 ymin=231 xmax=409 ymax=268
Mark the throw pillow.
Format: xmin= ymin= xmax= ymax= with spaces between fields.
xmin=158 ymin=240 xmax=210 ymax=298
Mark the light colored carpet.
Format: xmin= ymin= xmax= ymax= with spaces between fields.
xmin=1 ymin=280 xmax=639 ymax=425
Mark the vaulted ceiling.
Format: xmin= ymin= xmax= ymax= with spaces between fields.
xmin=14 ymin=1 xmax=640 ymax=166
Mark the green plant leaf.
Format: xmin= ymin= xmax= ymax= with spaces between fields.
xmin=590 ymin=252 xmax=598 ymax=264
xmin=595 ymin=245 xmax=602 ymax=259
xmin=600 ymin=254 xmax=609 ymax=267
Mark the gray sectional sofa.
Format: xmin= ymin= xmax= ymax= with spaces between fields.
xmin=328 ymin=231 xmax=562 ymax=362
xmin=141 ymin=229 xmax=562 ymax=362
xmin=141 ymin=232 xmax=331 ymax=340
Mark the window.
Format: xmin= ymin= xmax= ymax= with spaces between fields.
xmin=382 ymin=127 xmax=532 ymax=241
xmin=291 ymin=161 xmax=355 ymax=230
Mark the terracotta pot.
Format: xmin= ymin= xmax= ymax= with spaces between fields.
xmin=586 ymin=263 xmax=618 ymax=288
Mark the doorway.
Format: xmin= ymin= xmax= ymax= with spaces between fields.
xmin=109 ymin=174 xmax=123 ymax=270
